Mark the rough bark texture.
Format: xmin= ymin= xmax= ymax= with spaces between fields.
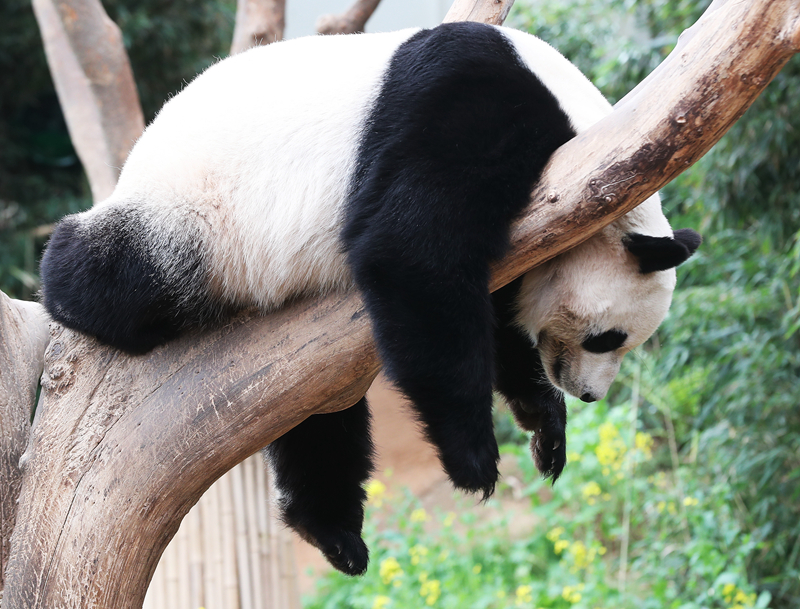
xmin=31 ymin=0 xmax=145 ymax=203
xmin=231 ymin=0 xmax=286 ymax=54
xmin=443 ymin=0 xmax=515 ymax=26
xmin=316 ymin=0 xmax=382 ymax=35
xmin=2 ymin=0 xmax=799 ymax=607
xmin=0 ymin=294 xmax=49 ymax=598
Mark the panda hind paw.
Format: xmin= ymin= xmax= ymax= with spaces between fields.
xmin=316 ymin=528 xmax=369 ymax=576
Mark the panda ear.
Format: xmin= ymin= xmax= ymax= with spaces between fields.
xmin=624 ymin=228 xmax=702 ymax=274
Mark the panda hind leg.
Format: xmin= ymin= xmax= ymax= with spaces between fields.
xmin=493 ymin=279 xmax=567 ymax=482
xmin=265 ymin=397 xmax=374 ymax=576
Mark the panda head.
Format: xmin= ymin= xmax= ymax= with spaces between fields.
xmin=514 ymin=199 xmax=701 ymax=403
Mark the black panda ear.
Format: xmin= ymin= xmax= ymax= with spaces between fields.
xmin=624 ymin=228 xmax=702 ymax=274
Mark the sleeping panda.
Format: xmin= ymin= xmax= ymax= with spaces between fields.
xmin=40 ymin=21 xmax=700 ymax=575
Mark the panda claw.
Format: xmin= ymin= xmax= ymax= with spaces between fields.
xmin=314 ymin=528 xmax=369 ymax=577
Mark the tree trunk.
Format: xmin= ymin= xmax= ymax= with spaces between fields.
xmin=231 ymin=0 xmax=286 ymax=55
xmin=0 ymin=294 xmax=49 ymax=598
xmin=31 ymin=0 xmax=145 ymax=203
xmin=2 ymin=0 xmax=799 ymax=607
xmin=316 ymin=0 xmax=383 ymax=35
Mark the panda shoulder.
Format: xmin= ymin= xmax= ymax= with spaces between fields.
xmin=492 ymin=26 xmax=611 ymax=133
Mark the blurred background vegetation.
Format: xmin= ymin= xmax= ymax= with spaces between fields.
xmin=1 ymin=0 xmax=798 ymax=607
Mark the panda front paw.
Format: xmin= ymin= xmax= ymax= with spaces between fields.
xmin=506 ymin=394 xmax=567 ymax=483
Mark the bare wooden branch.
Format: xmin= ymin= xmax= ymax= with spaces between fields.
xmin=316 ymin=0 xmax=382 ymax=35
xmin=231 ymin=0 xmax=286 ymax=54
xmin=0 ymin=295 xmax=49 ymax=596
xmin=443 ymin=0 xmax=516 ymax=26
xmin=31 ymin=0 xmax=145 ymax=203
xmin=3 ymin=0 xmax=799 ymax=606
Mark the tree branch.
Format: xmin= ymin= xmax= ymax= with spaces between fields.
xmin=443 ymin=0 xmax=515 ymax=26
xmin=231 ymin=0 xmax=286 ymax=55
xmin=31 ymin=0 xmax=145 ymax=203
xmin=3 ymin=0 xmax=798 ymax=606
xmin=0 ymin=295 xmax=49 ymax=597
xmin=316 ymin=0 xmax=382 ymax=35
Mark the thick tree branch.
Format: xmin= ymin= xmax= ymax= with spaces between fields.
xmin=0 ymin=295 xmax=49 ymax=596
xmin=31 ymin=0 xmax=145 ymax=203
xmin=316 ymin=0 xmax=382 ymax=35
xmin=231 ymin=0 xmax=286 ymax=54
xmin=3 ymin=0 xmax=799 ymax=606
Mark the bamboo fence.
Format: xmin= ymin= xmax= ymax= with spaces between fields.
xmin=142 ymin=453 xmax=302 ymax=609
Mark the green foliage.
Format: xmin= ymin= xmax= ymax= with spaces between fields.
xmin=305 ymin=398 xmax=773 ymax=609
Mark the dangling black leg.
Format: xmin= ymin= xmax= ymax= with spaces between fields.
xmin=493 ymin=278 xmax=567 ymax=482
xmin=264 ymin=397 xmax=374 ymax=576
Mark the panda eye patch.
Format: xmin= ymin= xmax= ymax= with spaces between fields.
xmin=582 ymin=329 xmax=628 ymax=353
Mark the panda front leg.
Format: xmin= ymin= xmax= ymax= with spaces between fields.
xmin=492 ymin=278 xmax=567 ymax=482
xmin=265 ymin=397 xmax=374 ymax=576
xmin=347 ymin=244 xmax=500 ymax=498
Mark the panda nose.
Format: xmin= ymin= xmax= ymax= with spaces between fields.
xmin=580 ymin=392 xmax=597 ymax=403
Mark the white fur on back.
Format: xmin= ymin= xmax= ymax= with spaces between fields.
xmin=105 ymin=29 xmax=419 ymax=310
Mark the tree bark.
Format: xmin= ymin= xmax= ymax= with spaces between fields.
xmin=231 ymin=0 xmax=286 ymax=55
xmin=443 ymin=0 xmax=515 ymax=26
xmin=316 ymin=0 xmax=382 ymax=35
xmin=2 ymin=0 xmax=799 ymax=607
xmin=31 ymin=0 xmax=145 ymax=203
xmin=0 ymin=294 xmax=49 ymax=598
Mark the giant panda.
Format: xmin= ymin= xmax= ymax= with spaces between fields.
xmin=40 ymin=21 xmax=701 ymax=575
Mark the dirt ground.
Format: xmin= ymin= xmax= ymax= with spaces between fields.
xmin=292 ymin=375 xmax=539 ymax=596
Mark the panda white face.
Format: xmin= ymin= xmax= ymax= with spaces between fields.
xmin=513 ymin=195 xmax=688 ymax=403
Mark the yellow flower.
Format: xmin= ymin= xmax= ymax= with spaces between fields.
xmin=599 ymin=422 xmax=619 ymax=442
xmin=683 ymin=496 xmax=699 ymax=507
xmin=562 ymin=585 xmax=582 ymax=603
xmin=443 ymin=512 xmax=456 ymax=527
xmin=373 ymin=595 xmax=391 ymax=609
xmin=567 ymin=451 xmax=582 ymax=463
xmin=472 ymin=564 xmax=482 ymax=574
xmin=554 ymin=539 xmax=569 ymax=554
xmin=582 ymin=481 xmax=602 ymax=505
xmin=409 ymin=544 xmax=429 ymax=566
xmin=515 ymin=585 xmax=533 ymax=606
xmin=546 ymin=527 xmax=565 ymax=542
xmin=635 ymin=432 xmax=654 ymax=458
xmin=410 ymin=508 xmax=428 ymax=523
xmin=379 ymin=557 xmax=403 ymax=585
xmin=420 ymin=578 xmax=441 ymax=605
xmin=366 ymin=480 xmax=387 ymax=507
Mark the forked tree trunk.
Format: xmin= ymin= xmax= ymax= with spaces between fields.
xmin=31 ymin=0 xmax=145 ymax=203
xmin=2 ymin=0 xmax=799 ymax=607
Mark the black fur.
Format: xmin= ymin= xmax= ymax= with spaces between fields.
xmin=265 ymin=398 xmax=374 ymax=576
xmin=624 ymin=228 xmax=703 ymax=274
xmin=582 ymin=329 xmax=628 ymax=353
xmin=343 ymin=22 xmax=576 ymax=496
xmin=40 ymin=206 xmax=219 ymax=353
xmin=493 ymin=278 xmax=567 ymax=482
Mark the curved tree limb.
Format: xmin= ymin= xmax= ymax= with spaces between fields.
xmin=316 ymin=0 xmax=382 ymax=35
xmin=231 ymin=0 xmax=286 ymax=54
xmin=0 ymin=294 xmax=49 ymax=596
xmin=2 ymin=0 xmax=799 ymax=606
xmin=31 ymin=0 xmax=145 ymax=203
